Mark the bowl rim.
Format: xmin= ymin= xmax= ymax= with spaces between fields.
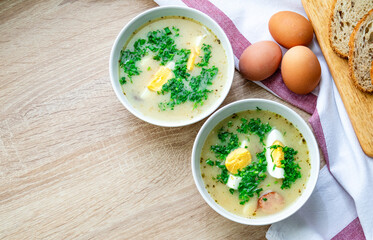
xmin=109 ymin=5 xmax=235 ymax=127
xmin=191 ymin=98 xmax=320 ymax=225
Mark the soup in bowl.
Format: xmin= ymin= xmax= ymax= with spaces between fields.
xmin=191 ymin=99 xmax=320 ymax=225
xmin=110 ymin=6 xmax=234 ymax=127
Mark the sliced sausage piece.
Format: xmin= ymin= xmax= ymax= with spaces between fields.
xmin=257 ymin=191 xmax=285 ymax=214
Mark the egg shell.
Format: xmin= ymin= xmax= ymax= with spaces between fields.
xmin=239 ymin=41 xmax=282 ymax=81
xmin=269 ymin=11 xmax=314 ymax=49
xmin=281 ymin=46 xmax=321 ymax=95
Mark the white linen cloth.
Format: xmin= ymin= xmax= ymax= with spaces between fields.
xmin=154 ymin=1 xmax=373 ymax=239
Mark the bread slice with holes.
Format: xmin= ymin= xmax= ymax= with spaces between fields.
xmin=329 ymin=0 xmax=373 ymax=58
xmin=348 ymin=9 xmax=373 ymax=93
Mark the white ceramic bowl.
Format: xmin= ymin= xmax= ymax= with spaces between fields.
xmin=109 ymin=6 xmax=234 ymax=127
xmin=191 ymin=99 xmax=320 ymax=225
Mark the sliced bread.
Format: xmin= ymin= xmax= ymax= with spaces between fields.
xmin=329 ymin=0 xmax=373 ymax=58
xmin=348 ymin=9 xmax=373 ymax=93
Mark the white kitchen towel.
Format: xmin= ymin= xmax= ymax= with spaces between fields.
xmin=154 ymin=1 xmax=373 ymax=239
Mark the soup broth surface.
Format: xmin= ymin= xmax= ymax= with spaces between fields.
xmin=119 ymin=16 xmax=228 ymax=123
xmin=200 ymin=110 xmax=311 ymax=218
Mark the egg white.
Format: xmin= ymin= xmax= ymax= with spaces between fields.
xmin=226 ymin=174 xmax=242 ymax=190
xmin=240 ymin=139 xmax=249 ymax=148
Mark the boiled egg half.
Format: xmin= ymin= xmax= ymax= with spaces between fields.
xmin=225 ymin=147 xmax=251 ymax=190
xmin=141 ymin=61 xmax=175 ymax=99
xmin=147 ymin=61 xmax=175 ymax=91
xmin=187 ymin=34 xmax=206 ymax=71
xmin=265 ymin=129 xmax=285 ymax=179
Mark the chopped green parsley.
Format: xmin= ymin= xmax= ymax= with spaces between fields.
xmin=210 ymin=128 xmax=240 ymax=160
xmin=119 ymin=77 xmax=126 ymax=85
xmin=236 ymin=149 xmax=267 ymax=204
xmin=216 ymin=161 xmax=229 ymax=184
xmin=237 ymin=118 xmax=272 ymax=144
xmin=280 ymin=146 xmax=301 ymax=189
xmin=196 ymin=43 xmax=212 ymax=67
xmin=206 ymin=159 xmax=214 ymax=166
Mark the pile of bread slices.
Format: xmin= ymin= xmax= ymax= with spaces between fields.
xmin=329 ymin=0 xmax=373 ymax=93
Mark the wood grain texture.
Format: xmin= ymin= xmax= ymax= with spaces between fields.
xmin=0 ymin=0 xmax=324 ymax=239
xmin=302 ymin=0 xmax=373 ymax=157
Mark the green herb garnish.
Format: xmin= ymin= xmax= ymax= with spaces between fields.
xmin=159 ymin=65 xmax=218 ymax=110
xmin=158 ymin=78 xmax=189 ymax=110
xmin=173 ymin=48 xmax=191 ymax=79
xmin=217 ymin=130 xmax=230 ymax=143
xmin=119 ymin=27 xmax=180 ymax=82
xmin=229 ymin=189 xmax=235 ymax=194
xmin=119 ymin=39 xmax=147 ymax=82
xmin=237 ymin=118 xmax=272 ymax=144
xmin=172 ymin=26 xmax=180 ymax=36
xmin=196 ymin=43 xmax=212 ymax=67
xmin=206 ymin=159 xmax=214 ymax=166
xmin=189 ymin=66 xmax=218 ymax=108
xmin=211 ymin=128 xmax=239 ymax=160
xmin=164 ymin=27 xmax=172 ymax=35
xmin=279 ymin=146 xmax=301 ymax=189
xmin=216 ymin=164 xmax=229 ymax=184
xmin=119 ymin=77 xmax=127 ymax=85
xmin=236 ymin=149 xmax=267 ymax=205
xmin=146 ymin=27 xmax=180 ymax=65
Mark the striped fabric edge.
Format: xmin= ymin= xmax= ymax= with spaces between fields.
xmin=332 ymin=217 xmax=366 ymax=240
xmin=309 ymin=109 xmax=330 ymax=167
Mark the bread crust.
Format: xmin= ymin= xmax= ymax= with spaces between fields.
xmin=329 ymin=0 xmax=349 ymax=58
xmin=348 ymin=9 xmax=373 ymax=93
xmin=371 ymin=60 xmax=373 ymax=85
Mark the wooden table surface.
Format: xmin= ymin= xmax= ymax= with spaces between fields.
xmin=0 ymin=1 xmax=324 ymax=239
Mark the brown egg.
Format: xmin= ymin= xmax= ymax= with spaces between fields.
xmin=269 ymin=11 xmax=314 ymax=49
xmin=239 ymin=41 xmax=282 ymax=81
xmin=281 ymin=46 xmax=321 ymax=94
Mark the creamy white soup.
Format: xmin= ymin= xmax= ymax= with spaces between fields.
xmin=118 ymin=16 xmax=228 ymax=122
xmin=200 ymin=110 xmax=311 ymax=218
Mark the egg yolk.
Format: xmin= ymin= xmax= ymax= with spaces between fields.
xmin=271 ymin=140 xmax=284 ymax=168
xmin=147 ymin=66 xmax=173 ymax=91
xmin=225 ymin=148 xmax=252 ymax=174
xmin=187 ymin=45 xmax=200 ymax=71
